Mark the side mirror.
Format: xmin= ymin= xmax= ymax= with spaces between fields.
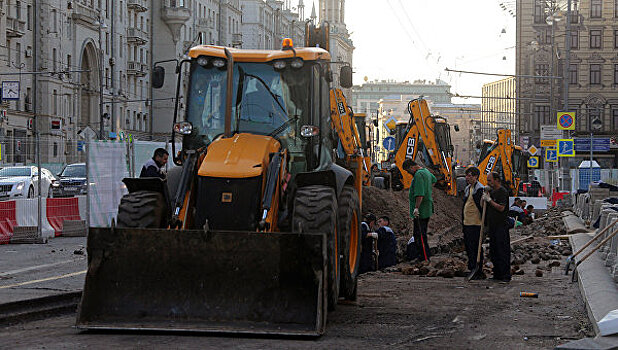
xmin=152 ymin=66 xmax=165 ymax=89
xmin=372 ymin=119 xmax=378 ymax=127
xmin=454 ymin=124 xmax=460 ymax=132
xmin=339 ymin=65 xmax=353 ymax=88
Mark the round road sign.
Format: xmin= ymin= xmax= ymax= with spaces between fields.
xmin=558 ymin=113 xmax=574 ymax=130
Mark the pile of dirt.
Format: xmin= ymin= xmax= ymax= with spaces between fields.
xmin=362 ymin=186 xmax=464 ymax=260
xmin=400 ymin=256 xmax=468 ymax=278
xmin=513 ymin=207 xmax=568 ymax=237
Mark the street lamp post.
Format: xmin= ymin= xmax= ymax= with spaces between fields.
xmin=95 ymin=18 xmax=107 ymax=139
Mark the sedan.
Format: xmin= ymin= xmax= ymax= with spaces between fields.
xmin=52 ymin=163 xmax=87 ymax=197
xmin=0 ymin=166 xmax=55 ymax=200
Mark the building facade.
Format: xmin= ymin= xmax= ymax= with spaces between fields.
xmin=481 ymin=77 xmax=516 ymax=142
xmin=319 ymin=0 xmax=353 ymax=94
xmin=240 ymin=0 xmax=304 ymax=50
xmin=351 ymin=79 xmax=452 ymax=120
xmin=431 ymin=103 xmax=482 ymax=166
xmin=516 ymin=0 xmax=618 ymax=167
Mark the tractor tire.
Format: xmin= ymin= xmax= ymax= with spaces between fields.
xmin=338 ymin=185 xmax=361 ymax=301
xmin=292 ymin=185 xmax=340 ymax=311
xmin=117 ymin=190 xmax=168 ymax=228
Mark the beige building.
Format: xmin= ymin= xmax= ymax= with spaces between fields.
xmin=481 ymin=77 xmax=516 ymax=142
xmin=431 ymin=103 xmax=481 ymax=166
xmin=516 ymin=0 xmax=618 ymax=167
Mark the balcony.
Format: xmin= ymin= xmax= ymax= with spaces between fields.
xmin=127 ymin=0 xmax=148 ymax=12
xmin=127 ymin=27 xmax=148 ymax=45
xmin=197 ymin=18 xmax=212 ymax=29
xmin=127 ymin=61 xmax=147 ymax=77
xmin=6 ymin=17 xmax=25 ymax=38
xmin=232 ymin=33 xmax=243 ymax=46
xmin=161 ymin=3 xmax=190 ymax=42
xmin=71 ymin=1 xmax=98 ymax=26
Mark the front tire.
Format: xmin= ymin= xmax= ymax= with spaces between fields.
xmin=338 ymin=185 xmax=361 ymax=301
xmin=117 ymin=190 xmax=168 ymax=228
xmin=293 ymin=185 xmax=340 ymax=311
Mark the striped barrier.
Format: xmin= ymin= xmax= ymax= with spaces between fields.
xmin=0 ymin=196 xmax=87 ymax=244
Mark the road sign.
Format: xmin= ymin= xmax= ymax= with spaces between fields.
xmin=382 ymin=136 xmax=396 ymax=151
xmin=574 ymin=138 xmax=610 ymax=152
xmin=527 ymin=156 xmax=539 ymax=168
xmin=383 ymin=116 xmax=397 ymax=132
xmin=541 ymin=140 xmax=557 ymax=147
xmin=527 ymin=145 xmax=539 ymax=155
xmin=77 ymin=141 xmax=85 ymax=152
xmin=557 ymin=139 xmax=575 ymax=157
xmin=557 ymin=111 xmax=575 ymax=130
xmin=545 ymin=148 xmax=557 ymax=162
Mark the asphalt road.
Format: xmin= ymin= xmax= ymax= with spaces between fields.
xmin=0 ymin=255 xmax=593 ymax=350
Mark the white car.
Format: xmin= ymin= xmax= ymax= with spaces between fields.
xmin=0 ymin=166 xmax=56 ymax=200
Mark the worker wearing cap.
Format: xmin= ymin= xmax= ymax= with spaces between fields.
xmin=402 ymin=159 xmax=436 ymax=262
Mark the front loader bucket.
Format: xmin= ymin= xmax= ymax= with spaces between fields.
xmin=76 ymin=228 xmax=328 ymax=336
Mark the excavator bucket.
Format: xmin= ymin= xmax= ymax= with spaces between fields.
xmin=76 ymin=227 xmax=328 ymax=336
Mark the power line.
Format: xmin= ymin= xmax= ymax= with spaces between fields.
xmin=445 ymin=67 xmax=564 ymax=79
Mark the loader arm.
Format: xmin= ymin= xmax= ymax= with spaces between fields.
xmin=393 ymin=98 xmax=456 ymax=195
xmin=477 ymin=129 xmax=519 ymax=195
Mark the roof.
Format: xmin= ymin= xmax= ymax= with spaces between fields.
xmin=188 ymin=45 xmax=331 ymax=62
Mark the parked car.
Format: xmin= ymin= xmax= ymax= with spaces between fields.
xmin=52 ymin=163 xmax=87 ymax=197
xmin=0 ymin=166 xmax=55 ymax=200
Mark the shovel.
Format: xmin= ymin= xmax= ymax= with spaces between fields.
xmin=467 ymin=199 xmax=488 ymax=281
xmin=564 ymin=219 xmax=618 ymax=275
xmin=571 ymin=222 xmax=618 ymax=282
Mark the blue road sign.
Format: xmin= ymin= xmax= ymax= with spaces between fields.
xmin=77 ymin=141 xmax=85 ymax=152
xmin=383 ymin=136 xmax=396 ymax=151
xmin=527 ymin=156 xmax=539 ymax=168
xmin=574 ymin=138 xmax=610 ymax=152
xmin=557 ymin=139 xmax=575 ymax=157
xmin=545 ymin=148 xmax=557 ymax=162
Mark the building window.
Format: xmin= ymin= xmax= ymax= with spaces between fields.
xmin=590 ymin=30 xmax=602 ymax=49
xmin=571 ymin=30 xmax=579 ymax=49
xmin=15 ymin=43 xmax=20 ymax=66
xmin=67 ymin=55 xmax=71 ymax=78
xmin=614 ymin=65 xmax=618 ymax=85
xmin=27 ymin=5 xmax=31 ymax=30
xmin=533 ymin=105 xmax=549 ymax=130
xmin=16 ymin=1 xmax=21 ymax=19
xmin=591 ymin=0 xmax=602 ymax=18
xmin=570 ymin=64 xmax=578 ymax=85
xmin=615 ymin=30 xmax=618 ymax=48
xmin=52 ymin=48 xmax=56 ymax=72
xmin=590 ymin=64 xmax=602 ymax=85
xmin=535 ymin=64 xmax=549 ymax=84
xmin=613 ymin=109 xmax=618 ymax=129
xmin=53 ymin=142 xmax=58 ymax=157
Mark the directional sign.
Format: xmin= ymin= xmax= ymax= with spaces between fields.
xmin=382 ymin=136 xmax=396 ymax=151
xmin=557 ymin=139 xmax=575 ymax=157
xmin=557 ymin=111 xmax=575 ymax=130
xmin=527 ymin=156 xmax=539 ymax=168
xmin=541 ymin=140 xmax=557 ymax=147
xmin=383 ymin=116 xmax=397 ymax=132
xmin=527 ymin=145 xmax=539 ymax=156
xmin=574 ymin=138 xmax=610 ymax=152
xmin=545 ymin=148 xmax=557 ymax=162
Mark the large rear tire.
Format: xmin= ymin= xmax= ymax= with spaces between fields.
xmin=117 ymin=190 xmax=168 ymax=228
xmin=292 ymin=185 xmax=340 ymax=311
xmin=338 ymin=185 xmax=361 ymax=301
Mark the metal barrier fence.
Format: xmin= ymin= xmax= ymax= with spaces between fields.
xmin=0 ymin=136 xmax=176 ymax=245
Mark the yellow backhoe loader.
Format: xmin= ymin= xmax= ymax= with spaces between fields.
xmin=76 ymin=24 xmax=362 ymax=337
xmin=391 ymin=98 xmax=457 ymax=196
xmin=477 ymin=128 xmax=524 ymax=196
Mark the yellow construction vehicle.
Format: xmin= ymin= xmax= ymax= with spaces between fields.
xmin=392 ymin=98 xmax=457 ymax=196
xmin=477 ymin=128 xmax=524 ymax=196
xmin=76 ymin=26 xmax=362 ymax=337
xmin=330 ymin=89 xmax=371 ymax=188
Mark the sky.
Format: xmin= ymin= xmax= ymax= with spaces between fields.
xmin=294 ymin=0 xmax=517 ymax=104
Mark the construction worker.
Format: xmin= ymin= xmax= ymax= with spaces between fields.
xmin=402 ymin=159 xmax=436 ymax=262
xmin=462 ymin=166 xmax=485 ymax=274
xmin=482 ymin=171 xmax=511 ymax=283
xmin=376 ymin=216 xmax=397 ymax=269
xmin=359 ymin=213 xmax=378 ymax=274
xmin=140 ymin=148 xmax=169 ymax=179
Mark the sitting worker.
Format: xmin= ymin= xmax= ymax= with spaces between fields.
xmin=376 ymin=215 xmax=397 ymax=269
xmin=522 ymin=205 xmax=535 ymax=225
xmin=359 ymin=213 xmax=378 ymax=274
xmin=508 ymin=198 xmax=524 ymax=219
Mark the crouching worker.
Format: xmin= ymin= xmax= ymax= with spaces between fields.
xmin=376 ymin=216 xmax=397 ymax=269
xmin=359 ymin=213 xmax=378 ymax=274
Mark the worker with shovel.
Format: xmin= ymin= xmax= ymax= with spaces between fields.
xmin=403 ymin=159 xmax=436 ymax=262
xmin=462 ymin=166 xmax=485 ymax=276
xmin=483 ymin=171 xmax=511 ymax=283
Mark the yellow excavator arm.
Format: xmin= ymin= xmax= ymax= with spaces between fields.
xmin=477 ymin=129 xmax=520 ymax=196
xmin=330 ymin=88 xmax=371 ymax=190
xmin=393 ymin=98 xmax=456 ymax=196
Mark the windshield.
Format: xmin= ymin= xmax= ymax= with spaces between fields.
xmin=60 ymin=164 xmax=86 ymax=177
xmin=512 ymin=149 xmax=521 ymax=177
xmin=478 ymin=141 xmax=494 ymax=163
xmin=434 ymin=122 xmax=453 ymax=157
xmin=185 ymin=61 xmax=312 ymax=150
xmin=0 ymin=167 xmax=31 ymax=177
